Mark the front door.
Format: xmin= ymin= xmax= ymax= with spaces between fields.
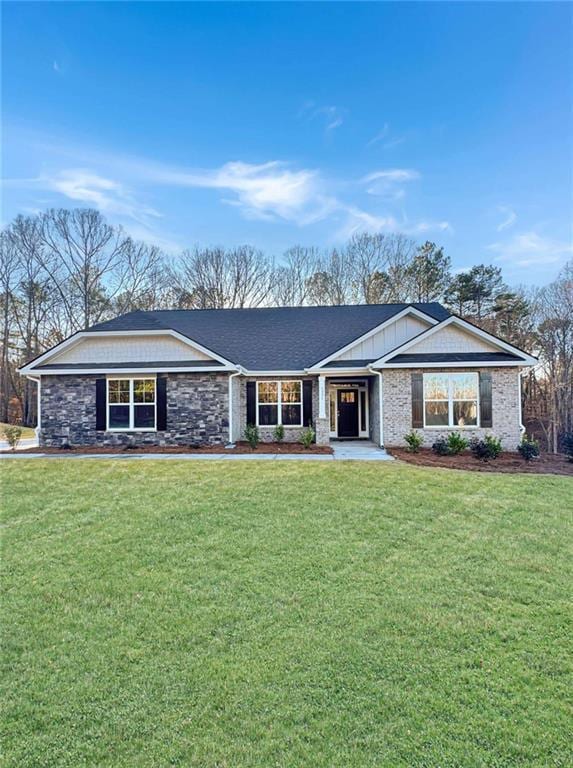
xmin=337 ymin=389 xmax=359 ymax=438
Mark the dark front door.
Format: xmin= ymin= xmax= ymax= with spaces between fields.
xmin=337 ymin=389 xmax=359 ymax=438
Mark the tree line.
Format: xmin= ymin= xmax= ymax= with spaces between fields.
xmin=1 ymin=207 xmax=571 ymax=451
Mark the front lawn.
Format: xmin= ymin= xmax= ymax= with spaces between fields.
xmin=2 ymin=461 xmax=571 ymax=767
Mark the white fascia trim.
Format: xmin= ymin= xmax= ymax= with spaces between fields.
xmin=371 ymin=315 xmax=538 ymax=367
xmin=21 ymin=365 xmax=237 ymax=375
xmin=18 ymin=328 xmax=236 ymax=372
xmin=378 ymin=361 xmax=532 ymax=369
xmin=241 ymin=369 xmax=309 ymax=376
xmin=305 ymin=367 xmax=372 ymax=376
xmin=310 ymin=306 xmax=438 ymax=369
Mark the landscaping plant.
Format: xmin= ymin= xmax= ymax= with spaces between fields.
xmin=244 ymin=423 xmax=260 ymax=450
xmin=470 ymin=435 xmax=503 ymax=462
xmin=404 ymin=430 xmax=423 ymax=453
xmin=518 ymin=434 xmax=540 ymax=462
xmin=273 ymin=424 xmax=285 ymax=443
xmin=446 ymin=432 xmax=469 ymax=455
xmin=299 ymin=425 xmax=315 ymax=449
xmin=431 ymin=437 xmax=450 ymax=456
xmin=2 ymin=424 xmax=22 ymax=451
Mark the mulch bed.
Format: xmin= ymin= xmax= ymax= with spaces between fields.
xmin=3 ymin=441 xmax=333 ymax=456
xmin=389 ymin=447 xmax=573 ymax=476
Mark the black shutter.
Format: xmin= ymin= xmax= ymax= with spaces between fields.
xmin=411 ymin=373 xmax=423 ymax=428
xmin=479 ymin=372 xmax=493 ymax=428
xmin=96 ymin=378 xmax=106 ymax=431
xmin=246 ymin=381 xmax=256 ymax=425
xmin=156 ymin=376 xmax=167 ymax=431
xmin=303 ymin=380 xmax=313 ymax=426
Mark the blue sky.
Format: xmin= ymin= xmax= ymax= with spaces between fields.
xmin=2 ymin=1 xmax=572 ymax=285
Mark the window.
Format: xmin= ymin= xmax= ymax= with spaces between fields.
xmin=257 ymin=380 xmax=302 ymax=427
xmin=424 ymin=373 xmax=478 ymax=428
xmin=107 ymin=378 xmax=156 ymax=431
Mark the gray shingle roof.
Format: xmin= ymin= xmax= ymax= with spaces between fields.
xmin=86 ymin=303 xmax=450 ymax=370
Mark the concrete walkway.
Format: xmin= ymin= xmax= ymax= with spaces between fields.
xmin=1 ymin=440 xmax=394 ymax=462
xmin=0 ymin=437 xmax=39 ymax=452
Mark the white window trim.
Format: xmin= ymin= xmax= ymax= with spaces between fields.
xmin=423 ymin=372 xmax=480 ymax=429
xmin=256 ymin=380 xmax=303 ymax=428
xmin=107 ymin=376 xmax=157 ymax=432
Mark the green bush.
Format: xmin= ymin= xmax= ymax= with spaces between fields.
xmin=244 ymin=423 xmax=260 ymax=450
xmin=470 ymin=435 xmax=503 ymax=462
xmin=404 ymin=430 xmax=423 ymax=453
xmin=2 ymin=425 xmax=22 ymax=451
xmin=561 ymin=432 xmax=573 ymax=462
xmin=518 ymin=434 xmax=540 ymax=462
xmin=273 ymin=424 xmax=285 ymax=443
xmin=299 ymin=425 xmax=315 ymax=449
xmin=446 ymin=432 xmax=469 ymax=455
xmin=432 ymin=437 xmax=450 ymax=456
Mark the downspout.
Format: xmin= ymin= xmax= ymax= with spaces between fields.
xmin=227 ymin=367 xmax=244 ymax=446
xmin=26 ymin=375 xmax=41 ymax=439
xmin=369 ymin=367 xmax=384 ymax=447
xmin=518 ymin=368 xmax=527 ymax=435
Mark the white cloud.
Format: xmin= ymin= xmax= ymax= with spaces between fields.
xmin=45 ymin=169 xmax=161 ymax=225
xmin=361 ymin=168 xmax=420 ymax=199
xmin=367 ymin=124 xmax=406 ymax=150
xmin=496 ymin=205 xmax=517 ymax=232
xmin=367 ymin=123 xmax=390 ymax=147
xmin=299 ymin=101 xmax=345 ymax=133
xmin=53 ymin=61 xmax=61 ymax=73
xmin=488 ymin=231 xmax=573 ymax=267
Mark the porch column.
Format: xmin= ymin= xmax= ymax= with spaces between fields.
xmin=318 ymin=375 xmax=326 ymax=419
xmin=315 ymin=375 xmax=330 ymax=445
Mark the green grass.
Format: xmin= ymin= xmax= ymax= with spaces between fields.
xmin=1 ymin=460 xmax=572 ymax=767
xmin=0 ymin=422 xmax=36 ymax=440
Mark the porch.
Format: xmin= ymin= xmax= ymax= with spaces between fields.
xmin=316 ymin=374 xmax=381 ymax=446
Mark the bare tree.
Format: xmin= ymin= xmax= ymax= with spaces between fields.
xmin=306 ymin=248 xmax=354 ymax=305
xmin=272 ymin=246 xmax=320 ymax=306
xmin=529 ymin=262 xmax=573 ymax=453
xmin=112 ymin=239 xmax=167 ymax=314
xmin=37 ymin=208 xmax=128 ymax=330
xmin=0 ymin=231 xmax=19 ymax=421
xmin=173 ymin=245 xmax=274 ymax=309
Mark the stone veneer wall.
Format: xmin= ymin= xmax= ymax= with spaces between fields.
xmin=237 ymin=376 xmax=319 ymax=443
xmin=40 ymin=373 xmax=229 ymax=447
xmin=382 ymin=367 xmax=523 ymax=449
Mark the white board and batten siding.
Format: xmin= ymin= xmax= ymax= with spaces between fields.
xmin=335 ymin=315 xmax=430 ymax=362
xmin=49 ymin=334 xmax=215 ymax=365
xmin=403 ymin=324 xmax=499 ymax=354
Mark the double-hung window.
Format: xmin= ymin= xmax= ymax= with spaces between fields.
xmin=423 ymin=373 xmax=479 ymax=428
xmin=107 ymin=378 xmax=156 ymax=431
xmin=257 ymin=380 xmax=302 ymax=427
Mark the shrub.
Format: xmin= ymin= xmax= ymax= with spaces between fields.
xmin=470 ymin=435 xmax=503 ymax=462
xmin=2 ymin=425 xmax=22 ymax=451
xmin=299 ymin=425 xmax=315 ymax=449
xmin=273 ymin=424 xmax=285 ymax=443
xmin=562 ymin=432 xmax=573 ymax=462
xmin=446 ymin=432 xmax=469 ymax=455
xmin=518 ymin=434 xmax=540 ymax=462
xmin=432 ymin=437 xmax=450 ymax=456
xmin=244 ymin=423 xmax=260 ymax=450
xmin=404 ymin=430 xmax=423 ymax=453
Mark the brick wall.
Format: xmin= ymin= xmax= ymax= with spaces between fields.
xmin=382 ymin=367 xmax=522 ymax=449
